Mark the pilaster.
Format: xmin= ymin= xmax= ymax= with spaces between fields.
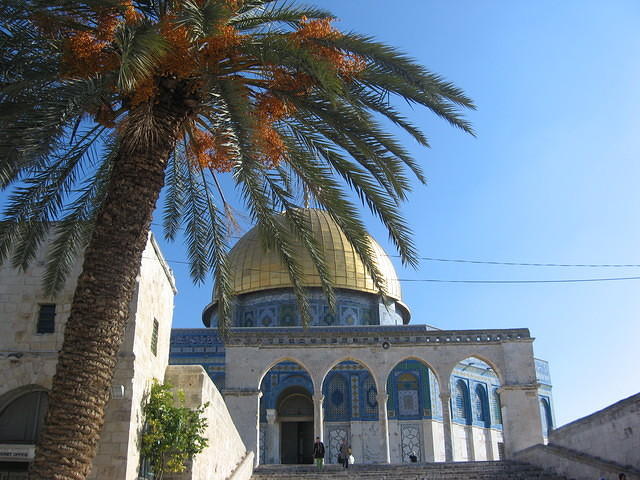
xmin=377 ymin=393 xmax=391 ymax=463
xmin=499 ymin=384 xmax=544 ymax=458
xmin=440 ymin=392 xmax=454 ymax=461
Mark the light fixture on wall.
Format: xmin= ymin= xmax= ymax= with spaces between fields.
xmin=381 ymin=341 xmax=391 ymax=350
xmin=111 ymin=385 xmax=125 ymax=399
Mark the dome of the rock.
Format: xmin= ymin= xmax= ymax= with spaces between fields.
xmin=202 ymin=208 xmax=410 ymax=326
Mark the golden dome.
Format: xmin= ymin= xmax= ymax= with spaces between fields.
xmin=227 ymin=209 xmax=403 ymax=301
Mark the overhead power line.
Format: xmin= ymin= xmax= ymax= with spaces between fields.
xmin=151 ymin=222 xmax=640 ymax=268
xmin=399 ymin=257 xmax=640 ymax=268
xmin=146 ymin=257 xmax=640 ymax=284
xmin=398 ymin=276 xmax=640 ymax=284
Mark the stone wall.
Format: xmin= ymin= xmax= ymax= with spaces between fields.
xmin=165 ymin=365 xmax=252 ymax=480
xmin=548 ymin=392 xmax=639 ymax=468
xmin=514 ymin=392 xmax=640 ymax=480
xmin=0 ymin=236 xmax=82 ymax=396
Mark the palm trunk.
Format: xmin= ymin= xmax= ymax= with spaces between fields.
xmin=30 ymin=97 xmax=189 ymax=480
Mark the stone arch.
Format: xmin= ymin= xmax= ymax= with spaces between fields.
xmin=385 ymin=357 xmax=442 ymax=421
xmin=0 ymin=384 xmax=48 ymax=411
xmin=447 ymin=353 xmax=505 ymax=386
xmin=450 ymin=356 xmax=502 ymax=427
xmin=259 ymin=360 xmax=315 ymax=465
xmin=257 ymin=356 xmax=316 ymax=393
xmin=446 ymin=355 xmax=505 ymax=461
xmin=0 ymin=386 xmax=49 ymax=444
xmin=386 ymin=356 xmax=443 ymax=391
xmin=321 ymin=358 xmax=379 ymax=422
xmin=320 ymin=356 xmax=379 ymax=392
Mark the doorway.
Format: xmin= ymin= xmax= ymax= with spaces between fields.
xmin=280 ymin=421 xmax=314 ymax=464
xmin=277 ymin=387 xmax=314 ymax=464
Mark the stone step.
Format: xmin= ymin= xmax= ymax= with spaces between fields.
xmin=251 ymin=461 xmax=567 ymax=480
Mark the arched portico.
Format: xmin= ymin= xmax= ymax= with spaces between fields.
xmin=223 ymin=327 xmax=545 ymax=465
xmin=385 ymin=358 xmax=444 ymax=463
xmin=321 ymin=359 xmax=379 ymax=464
xmin=258 ymin=360 xmax=314 ymax=464
xmin=448 ymin=356 xmax=504 ymax=462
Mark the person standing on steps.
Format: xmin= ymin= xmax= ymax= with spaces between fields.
xmin=313 ymin=436 xmax=325 ymax=471
xmin=339 ymin=440 xmax=351 ymax=469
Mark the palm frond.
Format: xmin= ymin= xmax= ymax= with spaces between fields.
xmin=115 ymin=21 xmax=167 ymax=93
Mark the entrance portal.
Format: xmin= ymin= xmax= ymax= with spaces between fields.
xmin=280 ymin=421 xmax=313 ymax=464
xmin=277 ymin=387 xmax=314 ymax=464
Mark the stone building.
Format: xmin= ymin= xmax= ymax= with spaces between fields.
xmin=0 ymin=233 xmax=250 ymax=480
xmin=169 ymin=209 xmax=555 ymax=466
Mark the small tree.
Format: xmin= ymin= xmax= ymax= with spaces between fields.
xmin=140 ymin=381 xmax=209 ymax=480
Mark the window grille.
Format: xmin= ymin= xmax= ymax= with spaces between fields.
xmin=363 ymin=374 xmax=378 ymax=418
xmin=473 ymin=384 xmax=490 ymax=426
xmin=327 ymin=374 xmax=348 ymax=420
xmin=454 ymin=380 xmax=470 ymax=424
xmin=36 ymin=304 xmax=56 ymax=334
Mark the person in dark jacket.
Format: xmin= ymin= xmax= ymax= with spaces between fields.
xmin=313 ymin=437 xmax=325 ymax=470
xmin=339 ymin=440 xmax=351 ymax=469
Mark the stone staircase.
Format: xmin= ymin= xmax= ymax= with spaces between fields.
xmin=251 ymin=461 xmax=567 ymax=480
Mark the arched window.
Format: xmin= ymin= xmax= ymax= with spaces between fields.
xmin=0 ymin=390 xmax=49 ymax=444
xmin=473 ymin=384 xmax=490 ymax=427
xmin=326 ymin=373 xmax=349 ymax=421
xmin=453 ymin=380 xmax=471 ymax=424
xmin=492 ymin=388 xmax=502 ymax=425
xmin=540 ymin=397 xmax=553 ymax=436
xmin=362 ymin=373 xmax=378 ymax=419
xmin=397 ymin=372 xmax=420 ymax=418
xmin=279 ymin=392 xmax=313 ymax=418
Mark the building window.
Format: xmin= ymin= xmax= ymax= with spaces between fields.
xmin=151 ymin=319 xmax=159 ymax=356
xmin=397 ymin=372 xmax=420 ymax=418
xmin=36 ymin=304 xmax=56 ymax=334
xmin=326 ymin=373 xmax=349 ymax=420
xmin=0 ymin=390 xmax=49 ymax=443
xmin=473 ymin=384 xmax=490 ymax=427
xmin=492 ymin=388 xmax=502 ymax=424
xmin=453 ymin=379 xmax=471 ymax=424
xmin=540 ymin=397 xmax=553 ymax=436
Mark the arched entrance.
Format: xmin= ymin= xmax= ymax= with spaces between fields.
xmin=258 ymin=360 xmax=315 ymax=464
xmin=0 ymin=388 xmax=49 ymax=478
xmin=277 ymin=387 xmax=314 ymax=464
xmin=386 ymin=358 xmax=442 ymax=462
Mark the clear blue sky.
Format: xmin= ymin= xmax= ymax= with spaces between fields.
xmin=151 ymin=1 xmax=640 ymax=427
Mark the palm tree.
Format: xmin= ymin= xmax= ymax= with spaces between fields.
xmin=1 ymin=0 xmax=474 ymax=478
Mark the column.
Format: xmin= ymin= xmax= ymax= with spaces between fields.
xmin=265 ymin=409 xmax=279 ymax=464
xmin=313 ymin=393 xmax=325 ymax=441
xmin=223 ymin=389 xmax=262 ymax=467
xmin=377 ymin=393 xmax=391 ymax=463
xmin=440 ymin=392 xmax=454 ymax=462
xmin=498 ymin=385 xmax=544 ymax=458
